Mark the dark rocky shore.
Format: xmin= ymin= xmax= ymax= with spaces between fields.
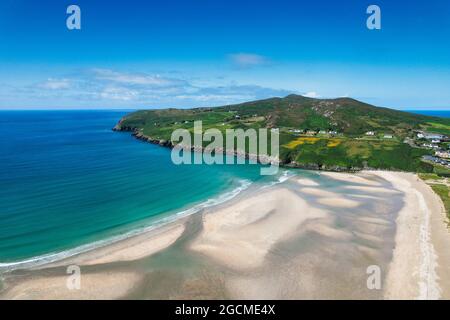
xmin=112 ymin=121 xmax=365 ymax=173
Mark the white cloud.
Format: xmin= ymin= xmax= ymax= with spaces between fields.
xmin=92 ymin=69 xmax=186 ymax=87
xmin=25 ymin=68 xmax=296 ymax=108
xmin=302 ymin=91 xmax=321 ymax=98
xmin=100 ymin=87 xmax=139 ymax=101
xmin=229 ymin=53 xmax=269 ymax=69
xmin=39 ymin=78 xmax=71 ymax=90
xmin=174 ymin=94 xmax=255 ymax=102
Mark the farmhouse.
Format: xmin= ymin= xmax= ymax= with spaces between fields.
xmin=436 ymin=150 xmax=450 ymax=159
xmin=425 ymin=133 xmax=445 ymax=140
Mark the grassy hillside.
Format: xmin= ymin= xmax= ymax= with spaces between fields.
xmin=114 ymin=94 xmax=450 ymax=172
xmin=419 ymin=173 xmax=450 ymax=219
xmin=280 ymin=137 xmax=431 ymax=171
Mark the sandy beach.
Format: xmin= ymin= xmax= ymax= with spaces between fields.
xmin=1 ymin=170 xmax=449 ymax=300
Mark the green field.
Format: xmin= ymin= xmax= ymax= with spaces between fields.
xmin=430 ymin=184 xmax=450 ymax=219
xmin=281 ymin=136 xmax=432 ymax=171
xmin=115 ymin=94 xmax=450 ymax=173
xmin=419 ymin=173 xmax=450 ymax=220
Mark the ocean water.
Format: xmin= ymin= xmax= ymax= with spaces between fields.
xmin=0 ymin=110 xmax=279 ymax=269
xmin=407 ymin=110 xmax=450 ymax=118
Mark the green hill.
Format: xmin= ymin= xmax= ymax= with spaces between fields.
xmin=114 ymin=94 xmax=450 ymax=172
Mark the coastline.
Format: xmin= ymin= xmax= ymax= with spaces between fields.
xmin=0 ymin=177 xmax=254 ymax=274
xmin=377 ymin=172 xmax=443 ymax=299
xmin=113 ymin=125 xmax=361 ymax=172
xmin=1 ymin=170 xmax=449 ymax=299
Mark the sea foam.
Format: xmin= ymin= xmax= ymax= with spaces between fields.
xmin=0 ymin=179 xmax=252 ymax=273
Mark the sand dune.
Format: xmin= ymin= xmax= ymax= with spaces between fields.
xmin=190 ymin=188 xmax=328 ymax=270
xmin=2 ymin=271 xmax=142 ymax=300
xmin=316 ymin=197 xmax=360 ymax=208
xmin=1 ymin=171 xmax=449 ymax=300
xmin=70 ymin=224 xmax=184 ymax=266
xmin=320 ymin=172 xmax=383 ymax=186
xmin=297 ymin=178 xmax=320 ymax=186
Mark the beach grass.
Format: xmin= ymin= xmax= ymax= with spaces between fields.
xmin=429 ymin=184 xmax=450 ymax=219
xmin=419 ymin=173 xmax=450 ymax=219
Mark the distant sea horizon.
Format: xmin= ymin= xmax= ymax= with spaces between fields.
xmin=407 ymin=110 xmax=450 ymax=118
xmin=1 ymin=108 xmax=449 ymax=115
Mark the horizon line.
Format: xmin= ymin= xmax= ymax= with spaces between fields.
xmin=1 ymin=107 xmax=450 ymax=111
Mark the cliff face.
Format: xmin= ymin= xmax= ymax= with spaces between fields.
xmin=112 ymin=119 xmax=135 ymax=132
xmin=113 ymin=123 xmax=172 ymax=147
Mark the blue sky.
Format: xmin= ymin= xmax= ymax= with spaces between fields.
xmin=0 ymin=0 xmax=449 ymax=109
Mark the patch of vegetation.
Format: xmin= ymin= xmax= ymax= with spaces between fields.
xmin=327 ymin=138 xmax=342 ymax=147
xmin=284 ymin=137 xmax=320 ymax=149
xmin=419 ymin=173 xmax=450 ymax=220
xmin=116 ymin=94 xmax=450 ymax=172
xmin=423 ymin=122 xmax=450 ymax=136
xmin=282 ymin=138 xmax=431 ymax=171
xmin=418 ymin=173 xmax=441 ymax=180
xmin=433 ymin=165 xmax=450 ymax=177
xmin=430 ymin=184 xmax=450 ymax=219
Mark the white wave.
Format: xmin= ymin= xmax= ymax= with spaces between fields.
xmin=261 ymin=170 xmax=296 ymax=189
xmin=278 ymin=170 xmax=294 ymax=183
xmin=0 ymin=179 xmax=252 ymax=273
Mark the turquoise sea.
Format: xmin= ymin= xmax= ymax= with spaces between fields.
xmin=0 ymin=110 xmax=285 ymax=270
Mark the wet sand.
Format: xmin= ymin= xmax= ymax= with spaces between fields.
xmin=1 ymin=171 xmax=449 ymax=300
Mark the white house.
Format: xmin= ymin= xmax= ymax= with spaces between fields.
xmin=365 ymin=131 xmax=375 ymax=136
xmin=436 ymin=151 xmax=450 ymax=158
xmin=425 ymin=133 xmax=444 ymax=140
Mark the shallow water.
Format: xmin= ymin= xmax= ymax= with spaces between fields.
xmin=0 ymin=110 xmax=274 ymax=266
xmin=0 ymin=169 xmax=403 ymax=299
xmin=117 ymin=173 xmax=401 ymax=299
